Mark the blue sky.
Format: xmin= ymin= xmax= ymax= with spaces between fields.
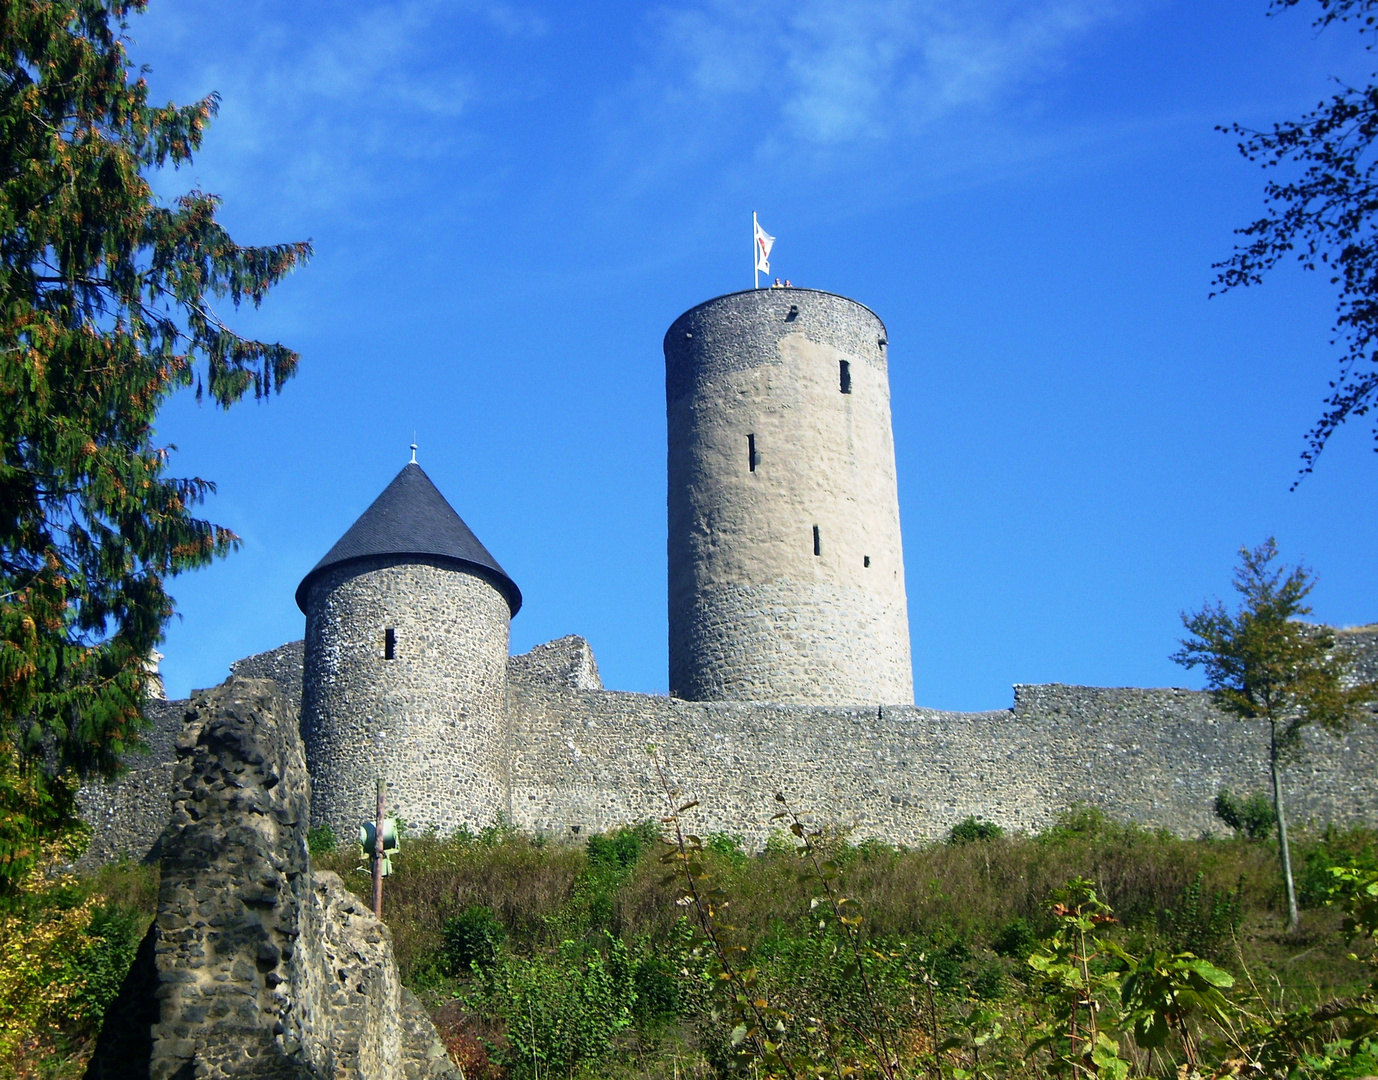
xmin=133 ymin=0 xmax=1378 ymax=710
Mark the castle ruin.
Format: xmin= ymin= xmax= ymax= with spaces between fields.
xmin=79 ymin=287 xmax=1378 ymax=861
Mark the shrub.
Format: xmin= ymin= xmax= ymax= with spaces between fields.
xmin=307 ymin=823 xmax=338 ymax=855
xmin=1036 ymin=804 xmax=1118 ymax=844
xmin=69 ymin=903 xmax=147 ymax=1025
xmin=631 ymin=950 xmax=681 ymax=1020
xmin=948 ymin=816 xmax=1004 ymax=845
xmin=1161 ymin=872 xmax=1243 ymax=959
xmin=485 ymin=937 xmax=636 ymax=1080
xmin=972 ymin=961 xmax=1008 ymax=1000
xmin=0 ymin=889 xmax=98 ymax=1058
xmin=586 ymin=822 xmax=660 ymax=872
xmin=1298 ymin=825 xmax=1378 ymax=909
xmin=306 ymin=814 xmax=1374 ymax=1080
xmin=442 ymin=905 xmax=506 ymax=976
xmin=704 ymin=832 xmax=747 ymax=865
xmin=992 ymin=917 xmax=1038 ymax=959
xmin=1213 ymin=789 xmax=1276 ymax=840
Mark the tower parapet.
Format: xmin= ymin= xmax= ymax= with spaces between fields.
xmin=665 ymin=288 xmax=914 ymax=704
xmin=296 ymin=462 xmax=520 ymax=838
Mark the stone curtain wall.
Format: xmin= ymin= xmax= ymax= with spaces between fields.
xmin=665 ymin=289 xmax=913 ymax=705
xmin=506 ymin=662 xmax=1378 ymax=844
xmin=85 ymin=677 xmax=458 ymax=1080
xmin=232 ymin=639 xmax=305 ymax=715
xmin=1339 ymin=624 xmax=1378 ymax=686
xmin=77 ymin=697 xmax=187 ymax=868
xmin=300 ymin=556 xmax=511 ymax=840
xmin=79 ymin=627 xmax=1378 ymax=863
xmin=507 ymin=634 xmax=602 ymax=692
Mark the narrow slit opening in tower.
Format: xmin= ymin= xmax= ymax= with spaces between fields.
xmin=384 ymin=627 xmax=396 ymax=661
xmin=747 ymin=433 xmax=757 ymax=472
xmin=813 ymin=525 xmax=821 ymax=556
xmin=839 ymin=360 xmax=852 ymax=394
xmin=864 ymin=556 xmax=871 ymax=567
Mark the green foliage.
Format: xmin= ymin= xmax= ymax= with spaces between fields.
xmin=1026 ymin=879 xmax=1128 ymax=1079
xmin=481 ymin=936 xmax=637 ymax=1080
xmin=1328 ymin=864 xmax=1378 ymax=943
xmin=304 ymin=813 xmax=1378 ymax=1080
xmin=0 ymin=0 xmax=308 ymax=893
xmin=442 ymin=905 xmax=506 ymax=976
xmin=1172 ymin=540 xmax=1373 ymax=739
xmin=704 ymin=831 xmax=747 ymax=865
xmin=948 ymin=816 xmax=1005 ymax=845
xmin=1036 ymin=805 xmax=1117 ymax=845
xmin=306 ymin=823 xmax=337 ymax=856
xmin=1214 ymin=787 xmax=1277 ymax=840
xmin=1219 ymin=0 xmax=1378 ymax=472
xmin=971 ymin=962 xmax=1009 ymax=1001
xmin=69 ymin=902 xmax=146 ymax=1024
xmin=1161 ymin=872 xmax=1243 ymax=959
xmin=993 ymin=917 xmax=1039 ymax=959
xmin=586 ymin=822 xmax=659 ymax=872
xmin=630 ymin=947 xmax=682 ymax=1021
xmin=1118 ymin=950 xmax=1234 ymax=1067
xmin=1300 ymin=826 xmax=1378 ymax=909
xmin=0 ymin=850 xmax=155 ymax=1072
xmin=0 ymin=752 xmax=87 ymax=906
xmin=1174 ymin=539 xmax=1378 ymax=929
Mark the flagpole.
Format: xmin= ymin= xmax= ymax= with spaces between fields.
xmin=753 ymin=211 xmax=759 ymax=289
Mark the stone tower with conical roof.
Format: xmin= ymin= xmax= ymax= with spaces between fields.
xmin=296 ymin=462 xmax=521 ymax=838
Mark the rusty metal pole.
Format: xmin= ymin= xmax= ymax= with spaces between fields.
xmin=372 ymin=777 xmax=385 ymax=919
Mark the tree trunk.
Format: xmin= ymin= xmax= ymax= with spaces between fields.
xmin=1270 ymin=722 xmax=1299 ymax=932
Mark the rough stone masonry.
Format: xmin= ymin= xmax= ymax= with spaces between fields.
xmin=73 ymin=284 xmax=1378 ymax=861
xmin=84 ymin=677 xmax=459 ymax=1080
xmin=80 ymin=625 xmax=1378 ymax=866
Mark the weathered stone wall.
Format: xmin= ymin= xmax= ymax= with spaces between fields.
xmin=506 ymin=643 xmax=1378 ymax=844
xmin=77 ymin=697 xmax=188 ymax=869
xmin=300 ymin=556 xmax=510 ymax=839
xmin=1338 ymin=624 xmax=1378 ymax=686
xmin=85 ymin=676 xmax=457 ymax=1080
xmin=80 ymin=627 xmax=1378 ymax=861
xmin=232 ymin=639 xmax=306 ymax=715
xmin=665 ymin=288 xmax=913 ymax=705
xmin=507 ymin=634 xmax=602 ymax=692
xmin=76 ymin=640 xmax=310 ymax=870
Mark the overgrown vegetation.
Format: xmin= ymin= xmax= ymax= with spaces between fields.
xmin=0 ymin=852 xmax=156 ymax=1078
xmin=5 ymin=811 xmax=1374 ymax=1079
xmin=1214 ymin=789 xmax=1278 ymax=841
xmin=308 ymin=810 xmax=1375 ymax=1080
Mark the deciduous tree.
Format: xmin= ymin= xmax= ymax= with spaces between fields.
xmin=1172 ymin=540 xmax=1375 ymax=931
xmin=0 ymin=0 xmax=310 ymax=890
xmin=1216 ymin=0 xmax=1378 ymax=479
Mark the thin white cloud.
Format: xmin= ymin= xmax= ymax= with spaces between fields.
xmin=137 ymin=0 xmax=545 ymax=223
xmin=656 ymin=0 xmax=1129 ymax=145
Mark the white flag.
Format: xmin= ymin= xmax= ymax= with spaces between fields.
xmin=754 ymin=217 xmax=775 ymax=274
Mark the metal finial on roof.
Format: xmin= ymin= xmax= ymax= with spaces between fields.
xmin=409 ymin=436 xmax=417 ymax=464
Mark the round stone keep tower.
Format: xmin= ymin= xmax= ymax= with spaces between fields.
xmin=665 ymin=288 xmax=913 ymax=705
xmin=296 ymin=462 xmax=521 ymax=838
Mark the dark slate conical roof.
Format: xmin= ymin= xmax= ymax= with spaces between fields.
xmin=295 ymin=462 xmax=521 ymax=616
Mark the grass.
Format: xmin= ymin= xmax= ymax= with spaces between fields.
xmin=6 ymin=810 xmax=1374 ymax=1079
xmin=316 ymin=810 xmax=1375 ymax=1079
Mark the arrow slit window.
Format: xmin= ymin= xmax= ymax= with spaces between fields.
xmin=384 ymin=628 xmax=396 ymax=661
